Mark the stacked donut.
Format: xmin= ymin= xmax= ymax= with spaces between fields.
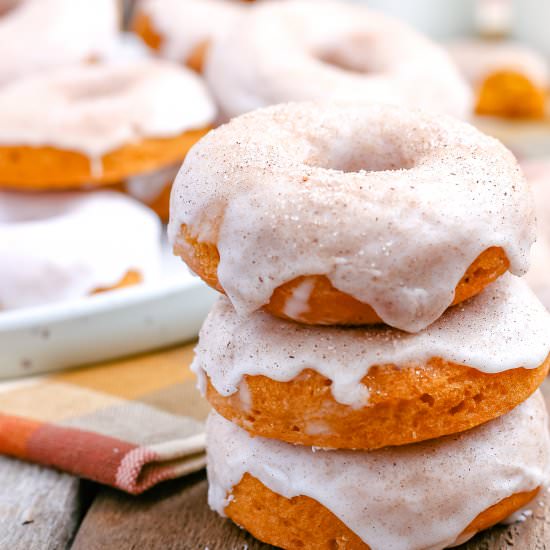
xmin=0 ymin=0 xmax=217 ymax=310
xmin=169 ymin=102 xmax=550 ymax=549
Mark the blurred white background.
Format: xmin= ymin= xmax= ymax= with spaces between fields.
xmin=363 ymin=0 xmax=550 ymax=57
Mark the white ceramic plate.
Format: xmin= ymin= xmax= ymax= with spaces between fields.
xmin=0 ymin=247 xmax=217 ymax=380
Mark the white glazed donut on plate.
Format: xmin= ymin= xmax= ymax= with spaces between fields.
xmin=204 ymin=0 xmax=472 ymax=119
xmin=0 ymin=59 xmax=216 ymax=218
xmin=168 ymin=102 xmax=535 ymax=332
xmin=448 ymin=39 xmax=549 ymax=119
xmin=207 ymin=392 xmax=550 ymax=550
xmin=0 ymin=0 xmax=119 ymax=85
xmin=132 ymin=0 xmax=244 ymax=72
xmin=0 ymin=59 xmax=216 ymax=187
xmin=0 ymin=190 xmax=162 ymax=310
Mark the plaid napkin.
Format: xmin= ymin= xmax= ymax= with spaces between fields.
xmin=0 ymin=344 xmax=209 ymax=494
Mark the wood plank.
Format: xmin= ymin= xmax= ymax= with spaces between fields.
xmin=0 ymin=455 xmax=91 ymax=550
xmin=70 ymin=459 xmax=550 ymax=550
xmin=72 ymin=383 xmax=550 ymax=549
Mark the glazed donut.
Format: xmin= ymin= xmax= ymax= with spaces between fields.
xmin=448 ymin=39 xmax=549 ymax=119
xmin=204 ymin=0 xmax=472 ymax=119
xmin=0 ymin=190 xmax=161 ymax=310
xmin=0 ymin=0 xmax=119 ymax=85
xmin=132 ymin=0 xmax=244 ymax=73
xmin=168 ymin=102 xmax=534 ymax=332
xmin=0 ymin=59 xmax=216 ymax=189
xmin=207 ymin=391 xmax=549 ymax=550
xmin=194 ymin=274 xmax=550 ymax=450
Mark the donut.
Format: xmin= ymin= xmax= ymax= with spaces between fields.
xmin=448 ymin=39 xmax=549 ymax=119
xmin=207 ymin=391 xmax=550 ymax=550
xmin=204 ymin=0 xmax=472 ymax=119
xmin=0 ymin=0 xmax=119 ymax=85
xmin=0 ymin=190 xmax=161 ymax=310
xmin=132 ymin=0 xmax=244 ymax=73
xmin=193 ymin=274 xmax=550 ymax=450
xmin=0 ymin=59 xmax=216 ymax=190
xmin=168 ymin=102 xmax=535 ymax=332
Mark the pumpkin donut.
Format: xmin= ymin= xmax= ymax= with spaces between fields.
xmin=204 ymin=0 xmax=472 ymax=119
xmin=193 ymin=274 xmax=550 ymax=449
xmin=0 ymin=0 xmax=119 ymax=85
xmin=207 ymin=392 xmax=550 ymax=550
xmin=449 ymin=39 xmax=549 ymax=119
xmin=169 ymin=102 xmax=535 ymax=332
xmin=0 ymin=59 xmax=215 ymax=191
xmin=132 ymin=0 xmax=244 ymax=73
xmin=0 ymin=190 xmax=161 ymax=310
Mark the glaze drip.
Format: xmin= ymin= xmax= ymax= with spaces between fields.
xmin=192 ymin=274 xmax=550 ymax=408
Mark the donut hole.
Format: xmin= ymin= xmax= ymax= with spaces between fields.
xmin=314 ymin=34 xmax=384 ymax=75
xmin=312 ymin=140 xmax=416 ymax=173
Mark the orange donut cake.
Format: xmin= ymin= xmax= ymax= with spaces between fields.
xmin=169 ymin=102 xmax=535 ymax=332
xmin=207 ymin=392 xmax=550 ymax=550
xmin=193 ymin=275 xmax=550 ymax=449
xmin=449 ymin=40 xmax=549 ymax=119
xmin=0 ymin=59 xmax=215 ymax=190
xmin=132 ymin=0 xmax=244 ymax=73
xmin=0 ymin=190 xmax=161 ymax=309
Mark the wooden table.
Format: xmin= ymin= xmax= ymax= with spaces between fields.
xmin=3 ymin=385 xmax=550 ymax=550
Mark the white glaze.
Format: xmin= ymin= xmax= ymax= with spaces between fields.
xmin=0 ymin=190 xmax=162 ymax=310
xmin=207 ymin=392 xmax=550 ymax=550
xmin=138 ymin=0 xmax=244 ymax=63
xmin=523 ymin=160 xmax=550 ymax=310
xmin=101 ymin=32 xmax=154 ymax=65
xmin=282 ymin=277 xmax=315 ymax=320
xmin=0 ymin=59 xmax=216 ymax=162
xmin=205 ymin=0 xmax=472 ymax=119
xmin=448 ymin=39 xmax=550 ymax=89
xmin=193 ymin=274 xmax=550 ymax=408
xmin=126 ymin=163 xmax=180 ymax=203
xmin=0 ymin=0 xmax=119 ymax=85
xmin=169 ymin=102 xmax=535 ymax=332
